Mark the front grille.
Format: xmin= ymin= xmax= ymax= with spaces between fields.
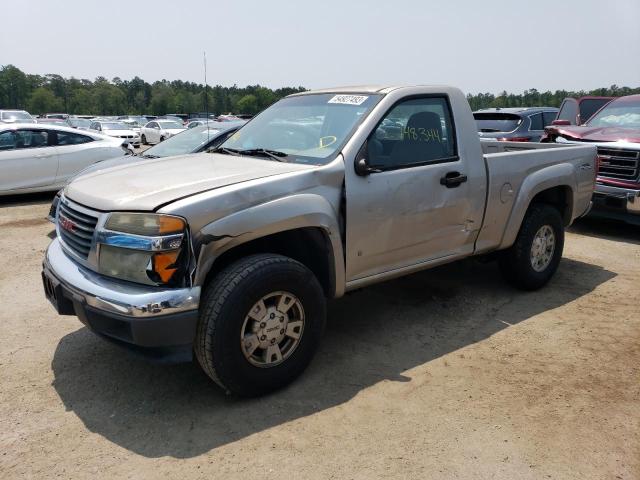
xmin=119 ymin=135 xmax=134 ymax=139
xmin=57 ymin=201 xmax=99 ymax=259
xmin=597 ymin=147 xmax=640 ymax=181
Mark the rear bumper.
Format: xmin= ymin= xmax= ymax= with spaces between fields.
xmin=42 ymin=238 xmax=200 ymax=362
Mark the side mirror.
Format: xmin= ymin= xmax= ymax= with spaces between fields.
xmin=551 ymin=119 xmax=571 ymax=126
xmin=354 ymin=147 xmax=382 ymax=176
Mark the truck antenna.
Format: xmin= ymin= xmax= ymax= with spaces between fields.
xmin=203 ymin=51 xmax=210 ymax=143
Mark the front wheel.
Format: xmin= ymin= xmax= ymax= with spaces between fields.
xmin=159 ymin=136 xmax=165 ymax=142
xmin=195 ymin=254 xmax=326 ymax=396
xmin=141 ymin=134 xmax=147 ymax=145
xmin=499 ymin=204 xmax=564 ymax=290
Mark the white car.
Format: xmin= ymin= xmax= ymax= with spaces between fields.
xmin=0 ymin=123 xmax=130 ymax=195
xmin=140 ymin=120 xmax=186 ymax=145
xmin=0 ymin=109 xmax=36 ymax=124
xmin=89 ymin=120 xmax=141 ymax=147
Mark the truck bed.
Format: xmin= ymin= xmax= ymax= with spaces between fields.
xmin=475 ymin=141 xmax=597 ymax=254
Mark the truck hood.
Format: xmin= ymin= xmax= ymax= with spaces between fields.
xmin=64 ymin=153 xmax=314 ymax=211
xmin=546 ymin=125 xmax=640 ymax=143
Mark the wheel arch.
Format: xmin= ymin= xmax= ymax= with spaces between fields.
xmin=500 ymin=163 xmax=575 ymax=250
xmin=193 ymin=194 xmax=345 ymax=298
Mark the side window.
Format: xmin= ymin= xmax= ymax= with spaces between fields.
xmin=542 ymin=111 xmax=557 ymax=127
xmin=529 ymin=113 xmax=543 ymax=131
xmin=579 ymin=99 xmax=609 ymax=124
xmin=557 ymin=99 xmax=578 ymax=123
xmin=57 ymin=131 xmax=93 ymax=146
xmin=0 ymin=131 xmax=17 ymax=151
xmin=15 ymin=130 xmax=49 ymax=149
xmin=368 ymin=96 xmax=456 ymax=170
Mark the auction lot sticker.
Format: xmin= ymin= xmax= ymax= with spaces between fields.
xmin=328 ymin=95 xmax=369 ymax=105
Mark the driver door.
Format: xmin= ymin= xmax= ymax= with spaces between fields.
xmin=344 ymin=96 xmax=484 ymax=282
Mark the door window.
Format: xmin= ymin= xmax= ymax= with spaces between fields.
xmin=0 ymin=131 xmax=17 ymax=150
xmin=368 ymin=97 xmax=456 ymax=170
xmin=56 ymin=131 xmax=93 ymax=145
xmin=557 ymin=99 xmax=578 ymax=123
xmin=579 ymin=99 xmax=610 ymax=124
xmin=542 ymin=111 xmax=557 ymax=127
xmin=528 ymin=113 xmax=543 ymax=131
xmin=0 ymin=130 xmax=49 ymax=150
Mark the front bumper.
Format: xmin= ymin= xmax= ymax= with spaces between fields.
xmin=42 ymin=238 xmax=200 ymax=361
xmin=593 ymin=183 xmax=640 ymax=213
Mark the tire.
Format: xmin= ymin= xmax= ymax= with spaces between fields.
xmin=160 ymin=136 xmax=165 ymax=142
xmin=141 ymin=134 xmax=147 ymax=145
xmin=195 ymin=254 xmax=326 ymax=397
xmin=498 ymin=204 xmax=564 ymax=291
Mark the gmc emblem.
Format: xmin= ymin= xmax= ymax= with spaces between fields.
xmin=59 ymin=215 xmax=75 ymax=233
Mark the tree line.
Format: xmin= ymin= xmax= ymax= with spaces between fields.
xmin=466 ymin=86 xmax=640 ymax=111
xmin=0 ymin=64 xmax=305 ymax=116
xmin=1 ymin=64 xmax=638 ymax=116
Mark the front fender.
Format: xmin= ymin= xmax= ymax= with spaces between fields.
xmin=500 ymin=163 xmax=575 ymax=250
xmin=194 ymin=193 xmax=345 ymax=297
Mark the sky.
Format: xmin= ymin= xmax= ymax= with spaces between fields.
xmin=1 ymin=0 xmax=639 ymax=95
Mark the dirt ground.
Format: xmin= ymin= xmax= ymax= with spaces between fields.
xmin=1 ymin=193 xmax=638 ymax=479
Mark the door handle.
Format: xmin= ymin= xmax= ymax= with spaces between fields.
xmin=440 ymin=172 xmax=467 ymax=188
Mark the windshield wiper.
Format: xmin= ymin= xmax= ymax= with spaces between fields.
xmin=141 ymin=153 xmax=159 ymax=159
xmin=238 ymin=148 xmax=289 ymax=162
xmin=212 ymin=147 xmax=242 ymax=156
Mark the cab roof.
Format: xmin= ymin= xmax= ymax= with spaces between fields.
xmin=290 ymin=85 xmax=453 ymax=96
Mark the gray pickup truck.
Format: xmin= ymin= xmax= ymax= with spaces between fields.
xmin=42 ymin=85 xmax=597 ymax=396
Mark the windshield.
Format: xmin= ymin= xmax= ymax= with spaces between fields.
xmin=70 ymin=118 xmax=91 ymax=128
xmin=144 ymin=126 xmax=224 ymax=157
xmin=102 ymin=122 xmax=129 ymax=130
xmin=586 ymin=97 xmax=640 ymax=128
xmin=473 ymin=113 xmax=522 ymax=132
xmin=220 ymin=93 xmax=381 ymax=164
xmin=2 ymin=111 xmax=32 ymax=121
xmin=157 ymin=121 xmax=183 ymax=129
xmin=161 ymin=116 xmax=183 ymax=123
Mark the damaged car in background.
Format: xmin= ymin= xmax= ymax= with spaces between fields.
xmin=544 ymin=94 xmax=640 ymax=224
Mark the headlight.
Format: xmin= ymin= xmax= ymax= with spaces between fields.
xmin=98 ymin=213 xmax=189 ymax=286
xmin=105 ymin=213 xmax=185 ymax=236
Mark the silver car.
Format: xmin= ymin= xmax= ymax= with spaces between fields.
xmin=0 ymin=123 xmax=129 ymax=195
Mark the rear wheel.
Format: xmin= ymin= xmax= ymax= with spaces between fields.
xmin=160 ymin=136 xmax=165 ymax=142
xmin=195 ymin=254 xmax=326 ymax=397
xmin=499 ymin=204 xmax=564 ymax=290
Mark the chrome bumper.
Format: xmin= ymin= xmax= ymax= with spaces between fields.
xmin=594 ymin=183 xmax=640 ymax=215
xmin=43 ymin=238 xmax=200 ymax=318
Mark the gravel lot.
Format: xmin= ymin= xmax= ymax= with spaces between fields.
xmin=1 ymin=193 xmax=638 ymax=479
